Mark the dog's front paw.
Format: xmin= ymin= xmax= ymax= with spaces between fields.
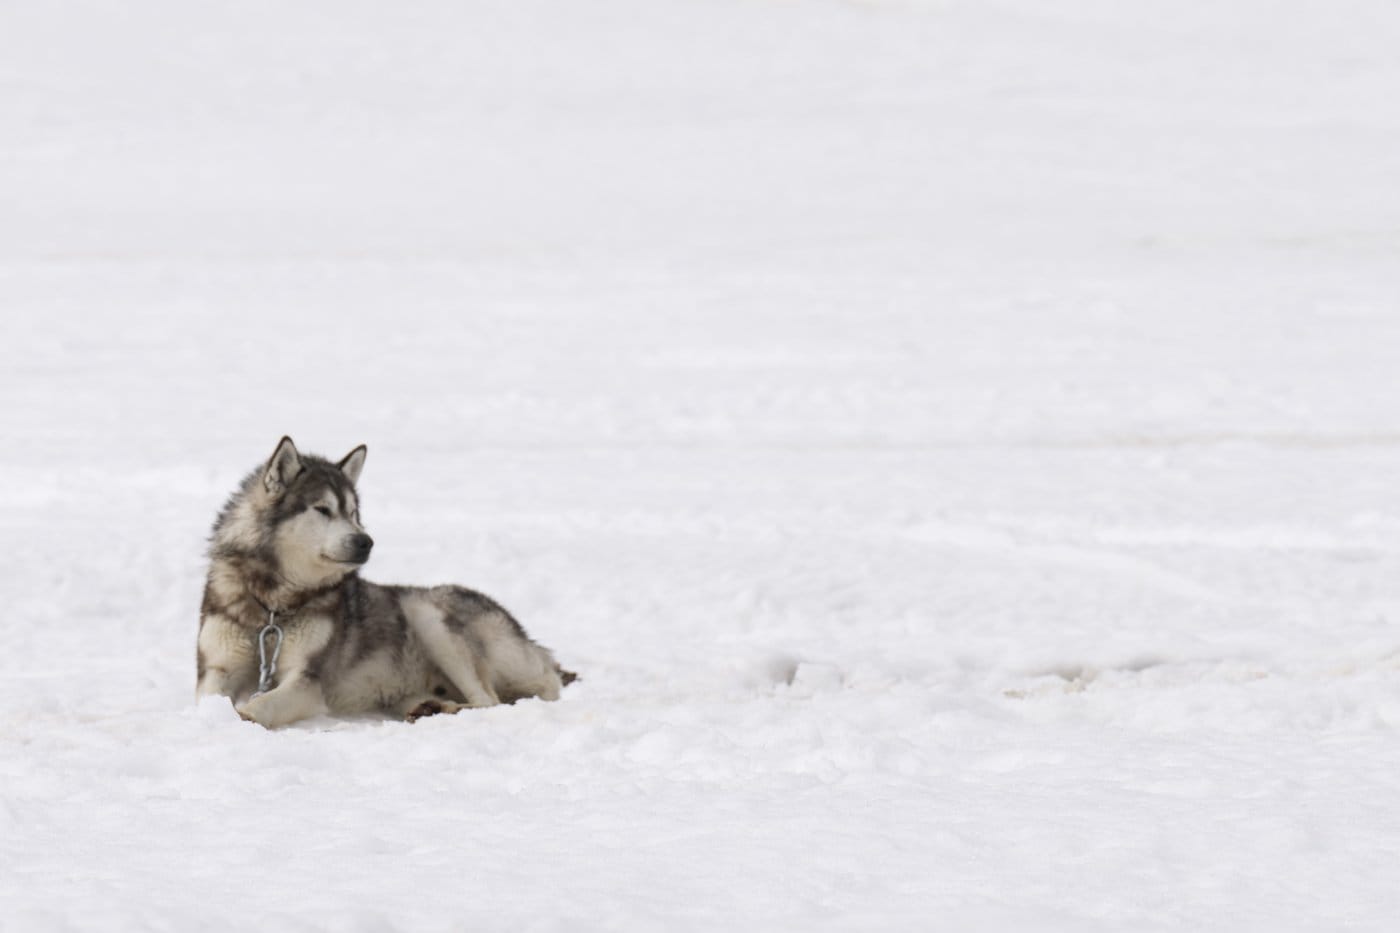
xmin=236 ymin=694 xmax=277 ymax=728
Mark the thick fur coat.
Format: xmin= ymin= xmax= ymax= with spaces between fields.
xmin=197 ymin=437 xmax=573 ymax=727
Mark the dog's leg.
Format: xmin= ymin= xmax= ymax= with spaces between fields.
xmin=493 ymin=646 xmax=564 ymax=703
xmin=473 ymin=614 xmax=564 ymax=703
xmin=196 ymin=615 xmax=256 ymax=701
xmin=403 ymin=599 xmax=501 ymax=708
xmin=397 ymin=696 xmax=466 ymax=723
xmin=236 ymin=673 xmax=329 ymax=729
xmin=435 ymin=655 xmax=501 ymax=709
xmin=196 ymin=666 xmax=244 ymax=701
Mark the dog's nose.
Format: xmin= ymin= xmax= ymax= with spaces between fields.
xmin=350 ymin=534 xmax=374 ymax=558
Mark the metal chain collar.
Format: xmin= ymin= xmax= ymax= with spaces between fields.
xmin=254 ymin=611 xmax=284 ymax=696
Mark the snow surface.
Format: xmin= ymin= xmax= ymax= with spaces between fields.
xmin=4 ymin=0 xmax=1400 ymax=929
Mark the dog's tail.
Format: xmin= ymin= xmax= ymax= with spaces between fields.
xmin=557 ymin=663 xmax=579 ymax=687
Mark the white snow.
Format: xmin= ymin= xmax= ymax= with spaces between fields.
xmin=4 ymin=0 xmax=1400 ymax=929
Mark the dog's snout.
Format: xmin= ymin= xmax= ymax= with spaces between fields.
xmin=349 ymin=533 xmax=374 ymax=561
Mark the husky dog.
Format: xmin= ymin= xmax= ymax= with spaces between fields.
xmin=197 ymin=437 xmax=574 ymax=728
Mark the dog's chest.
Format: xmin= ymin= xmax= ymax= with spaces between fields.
xmin=259 ymin=614 xmax=334 ymax=674
xmin=206 ymin=612 xmax=334 ymax=672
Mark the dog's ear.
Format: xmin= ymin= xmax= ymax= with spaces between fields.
xmin=263 ymin=436 xmax=303 ymax=495
xmin=337 ymin=444 xmax=367 ymax=486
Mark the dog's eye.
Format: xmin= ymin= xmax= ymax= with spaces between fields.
xmin=314 ymin=506 xmax=332 ymax=518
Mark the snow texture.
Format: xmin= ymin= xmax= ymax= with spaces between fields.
xmin=4 ymin=1 xmax=1400 ymax=930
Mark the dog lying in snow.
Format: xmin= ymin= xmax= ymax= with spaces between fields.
xmin=196 ymin=437 xmax=574 ymax=727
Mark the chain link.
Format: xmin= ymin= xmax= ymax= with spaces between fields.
xmin=254 ymin=612 xmax=284 ymax=696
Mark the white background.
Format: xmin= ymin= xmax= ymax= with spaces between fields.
xmin=3 ymin=1 xmax=1400 ymax=929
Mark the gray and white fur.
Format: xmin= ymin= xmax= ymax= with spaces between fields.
xmin=197 ymin=437 xmax=575 ymax=728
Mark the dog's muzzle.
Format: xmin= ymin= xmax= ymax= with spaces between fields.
xmin=346 ymin=533 xmax=374 ymax=564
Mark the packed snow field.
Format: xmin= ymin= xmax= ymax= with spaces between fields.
xmin=4 ymin=0 xmax=1400 ymax=929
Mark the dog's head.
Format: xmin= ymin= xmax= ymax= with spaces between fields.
xmin=260 ymin=436 xmax=373 ymax=587
xmin=213 ymin=437 xmax=373 ymax=590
